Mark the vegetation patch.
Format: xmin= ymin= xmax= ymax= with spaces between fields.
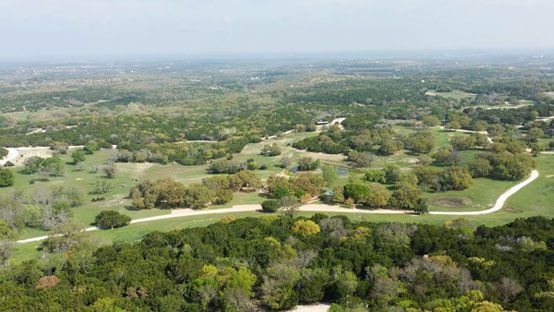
xmin=431 ymin=197 xmax=473 ymax=208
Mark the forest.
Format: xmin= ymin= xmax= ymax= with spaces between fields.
xmin=0 ymin=216 xmax=552 ymax=311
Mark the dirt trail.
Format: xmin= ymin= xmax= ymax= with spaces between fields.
xmin=430 ymin=169 xmax=539 ymax=216
xmin=15 ymin=169 xmax=539 ymax=244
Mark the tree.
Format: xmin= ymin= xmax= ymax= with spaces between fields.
xmin=40 ymin=222 xmax=89 ymax=253
xmin=451 ymin=135 xmax=476 ymax=151
xmin=0 ymin=169 xmax=14 ymax=187
xmin=83 ymin=140 xmax=98 ymax=154
xmin=42 ymin=157 xmax=65 ymax=177
xmin=417 ymin=154 xmax=434 ymax=166
xmin=261 ymin=200 xmax=280 ymax=213
xmin=433 ymin=146 xmax=461 ymax=166
xmin=413 ymin=166 xmax=441 ymax=186
xmin=290 ymin=173 xmax=325 ymax=197
xmin=0 ymin=239 xmax=13 ymax=267
xmin=261 ymin=263 xmax=301 ymax=310
xmin=390 ymin=181 xmax=421 ymax=209
xmin=378 ymin=139 xmax=403 ymax=156
xmin=279 ymin=156 xmax=293 ymax=169
xmin=91 ymin=179 xmax=112 ymax=195
xmin=183 ymin=184 xmax=214 ymax=209
xmin=229 ymin=170 xmax=261 ymax=191
xmin=266 ymin=175 xmax=290 ymax=198
xmin=528 ymin=127 xmax=544 ymax=142
xmin=364 ymin=169 xmax=387 ymax=184
xmin=343 ymin=183 xmax=370 ymax=204
xmin=414 ymin=198 xmax=429 ymax=214
xmin=322 ymin=165 xmax=338 ymax=188
xmin=95 ymin=211 xmax=131 ymax=229
xmin=422 ymin=115 xmax=440 ymax=127
xmin=260 ymin=144 xmax=282 ymax=156
xmin=404 ymin=131 xmax=435 ymax=154
xmin=280 ymin=196 xmax=300 ymax=218
xmin=22 ymin=156 xmax=44 ymax=174
xmin=347 ymin=150 xmax=375 ymax=168
xmin=297 ymin=157 xmax=320 ymax=171
xmin=102 ymin=163 xmax=117 ymax=179
xmin=468 ymin=157 xmax=493 ymax=178
xmin=291 ymin=220 xmax=320 ymax=236
xmin=433 ymin=166 xmax=473 ymax=191
xmin=383 ymin=164 xmax=401 ymax=184
xmin=365 ymin=183 xmax=390 ymax=208
xmin=71 ymin=150 xmax=86 ymax=165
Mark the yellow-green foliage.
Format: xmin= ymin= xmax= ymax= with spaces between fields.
xmin=291 ymin=220 xmax=320 ymax=236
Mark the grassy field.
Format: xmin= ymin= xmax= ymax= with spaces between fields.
xmin=6 ymin=126 xmax=554 ymax=264
xmin=10 ymin=153 xmax=553 ymax=264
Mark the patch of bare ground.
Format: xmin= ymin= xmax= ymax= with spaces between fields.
xmin=504 ymin=205 xmax=522 ymax=213
xmin=431 ymin=197 xmax=473 ymax=208
xmin=295 ymin=150 xmax=347 ymax=162
xmin=116 ymin=162 xmax=154 ymax=173
xmin=92 ymin=194 xmax=128 ymax=208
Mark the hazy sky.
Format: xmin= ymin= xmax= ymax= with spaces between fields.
xmin=1 ymin=0 xmax=553 ymax=59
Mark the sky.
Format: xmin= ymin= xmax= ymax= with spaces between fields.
xmin=0 ymin=0 xmax=553 ymax=59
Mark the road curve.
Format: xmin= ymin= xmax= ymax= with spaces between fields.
xmin=430 ymin=169 xmax=539 ymax=216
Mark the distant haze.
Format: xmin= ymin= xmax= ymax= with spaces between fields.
xmin=1 ymin=0 xmax=553 ymax=60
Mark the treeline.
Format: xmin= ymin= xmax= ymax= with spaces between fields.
xmin=292 ymin=126 xmax=437 ymax=163
xmin=115 ymin=139 xmax=253 ymax=166
xmin=0 ymin=216 xmax=552 ymax=311
xmin=129 ymin=171 xmax=262 ymax=209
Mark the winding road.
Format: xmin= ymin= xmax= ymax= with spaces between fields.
xmin=8 ymin=116 xmax=549 ymax=244
xmin=15 ymin=169 xmax=539 ymax=244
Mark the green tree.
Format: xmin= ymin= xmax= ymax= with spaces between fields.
xmin=260 ymin=143 xmax=282 ymax=156
xmin=71 ymin=149 xmax=86 ymax=164
xmin=343 ymin=183 xmax=370 ymax=204
xmin=365 ymin=183 xmax=390 ymax=208
xmin=422 ymin=115 xmax=440 ymax=127
xmin=83 ymin=140 xmax=98 ymax=154
xmin=261 ymin=200 xmax=280 ymax=213
xmin=280 ymin=196 xmax=300 ymax=218
xmin=364 ymin=169 xmax=386 ymax=184
xmin=390 ymin=181 xmax=421 ymax=209
xmin=322 ymin=165 xmax=338 ymax=188
xmin=95 ymin=211 xmax=131 ymax=229
xmin=404 ymin=131 xmax=435 ymax=154
xmin=41 ymin=157 xmax=65 ymax=177
xmin=0 ymin=169 xmax=14 ymax=187
xmin=102 ymin=163 xmax=117 ymax=179
xmin=433 ymin=166 xmax=473 ymax=191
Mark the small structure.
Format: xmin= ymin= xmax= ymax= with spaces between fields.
xmin=315 ymin=120 xmax=329 ymax=125
xmin=320 ymin=190 xmax=334 ymax=203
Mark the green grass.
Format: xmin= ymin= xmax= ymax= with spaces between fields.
xmin=425 ymin=178 xmax=516 ymax=212
xmin=11 ymin=154 xmax=554 ymax=264
xmin=8 ymin=129 xmax=554 ymax=264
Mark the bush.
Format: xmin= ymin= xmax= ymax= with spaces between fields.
xmin=95 ymin=211 xmax=131 ymax=229
xmin=297 ymin=157 xmax=320 ymax=171
xmin=71 ymin=150 xmax=86 ymax=164
xmin=261 ymin=200 xmax=280 ymax=213
xmin=0 ymin=169 xmax=14 ymax=187
xmin=364 ymin=169 xmax=387 ymax=183
xmin=260 ymin=143 xmax=282 ymax=156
